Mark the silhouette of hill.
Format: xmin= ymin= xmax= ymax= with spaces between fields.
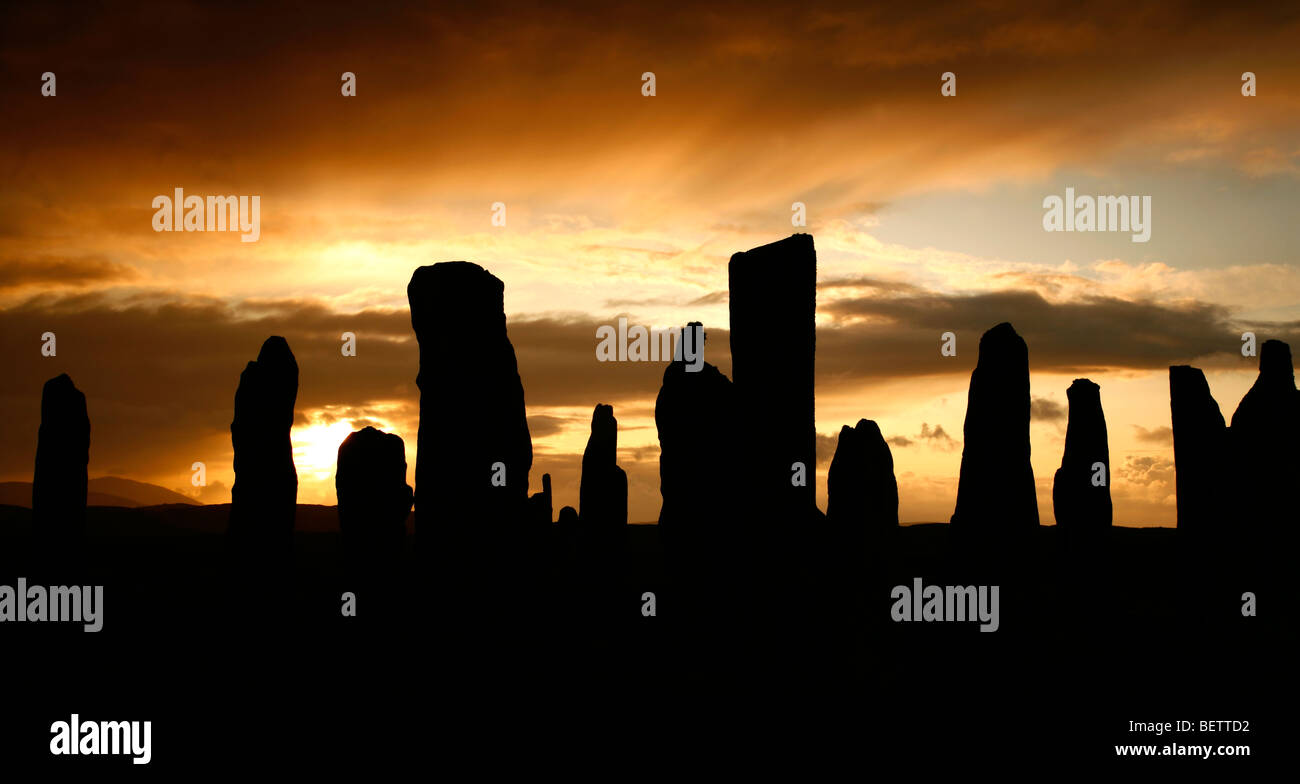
xmin=0 ymin=477 xmax=197 ymax=508
xmin=88 ymin=476 xmax=199 ymax=506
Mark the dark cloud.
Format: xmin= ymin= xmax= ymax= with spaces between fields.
xmin=0 ymin=281 xmax=1286 ymax=485
xmin=0 ymin=256 xmax=138 ymax=290
xmin=0 ymin=293 xmax=418 ymax=479
xmin=917 ymin=423 xmax=957 ymax=449
xmin=878 ymin=424 xmax=956 ymax=450
xmin=0 ymin=292 xmax=704 ymax=481
xmin=602 ymin=291 xmax=727 ymax=308
xmin=819 ymin=425 xmax=919 ymax=461
xmin=527 ymin=414 xmax=574 ymax=438
xmin=1131 ymin=424 xmax=1173 ymax=444
xmin=687 ymin=291 xmax=729 ymax=307
xmin=1030 ymin=396 xmax=1066 ymax=421
xmin=619 ymin=445 xmax=659 ymax=463
xmin=817 ymin=286 xmax=1300 ymax=389
xmin=818 ymin=276 xmax=925 ymax=295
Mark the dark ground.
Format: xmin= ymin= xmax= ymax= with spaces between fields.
xmin=0 ymin=503 xmax=1285 ymax=772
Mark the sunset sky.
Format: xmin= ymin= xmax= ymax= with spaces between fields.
xmin=2 ymin=1 xmax=1297 ymax=524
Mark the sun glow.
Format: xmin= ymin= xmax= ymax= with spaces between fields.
xmin=292 ymin=420 xmax=367 ymax=483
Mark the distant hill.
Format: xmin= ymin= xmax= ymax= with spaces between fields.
xmin=88 ymin=477 xmax=199 ymax=506
xmin=0 ymin=476 xmax=198 ymax=508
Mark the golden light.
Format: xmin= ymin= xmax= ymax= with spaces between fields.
xmin=292 ymin=419 xmax=367 ymax=484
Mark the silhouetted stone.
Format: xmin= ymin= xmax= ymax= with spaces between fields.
xmin=655 ymin=325 xmax=739 ymax=567
xmin=1169 ymin=365 xmax=1228 ymax=538
xmin=1170 ymin=363 xmax=1261 ymax=628
xmin=523 ymin=472 xmax=554 ymax=570
xmin=1232 ymin=340 xmax=1295 ymax=432
xmin=1228 ymin=340 xmax=1298 ymax=619
xmin=32 ymin=373 xmax=89 ymax=559
xmin=1230 ymin=340 xmax=1298 ymax=537
xmin=227 ymin=336 xmax=299 ymax=563
xmin=827 ymin=419 xmax=898 ymax=533
xmin=1052 ymin=379 xmax=1112 ymax=532
xmin=336 ymin=426 xmax=412 ymax=569
xmin=527 ymin=472 xmax=553 ymax=527
xmin=951 ymin=323 xmax=1039 ymax=542
xmin=579 ymin=403 xmax=628 ymax=533
xmin=655 ymin=323 xmax=750 ymax=666
xmin=563 ymin=404 xmax=628 ymax=620
xmin=407 ymin=262 xmax=532 ymax=555
xmin=557 ymin=505 xmax=578 ymax=529
xmin=728 ymin=233 xmax=817 ymax=520
xmin=822 ymin=419 xmax=898 ymax=678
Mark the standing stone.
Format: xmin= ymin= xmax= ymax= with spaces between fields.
xmin=32 ymin=374 xmax=90 ymax=558
xmin=824 ymin=418 xmax=897 ymax=671
xmin=728 ymin=233 xmax=817 ymax=520
xmin=1228 ymin=340 xmax=1298 ymax=612
xmin=1170 ymin=364 xmax=1251 ymax=627
xmin=827 ymin=419 xmax=899 ymax=532
xmin=336 ymin=426 xmax=413 ymax=569
xmin=569 ymin=404 xmax=627 ymax=619
xmin=655 ymin=324 xmax=751 ymax=666
xmin=228 ymin=336 xmax=299 ymax=562
xmin=407 ymin=262 xmax=532 ymax=557
xmin=1169 ymin=365 xmax=1228 ymax=538
xmin=579 ymin=403 xmax=628 ymax=533
xmin=527 ymin=472 xmax=553 ymax=528
xmin=950 ymin=323 xmax=1039 ymax=540
xmin=1230 ymin=340 xmax=1298 ymax=538
xmin=655 ymin=324 xmax=739 ymax=567
xmin=1052 ymin=379 xmax=1112 ymax=532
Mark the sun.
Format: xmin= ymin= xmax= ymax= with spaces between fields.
xmin=292 ymin=419 xmax=365 ymax=483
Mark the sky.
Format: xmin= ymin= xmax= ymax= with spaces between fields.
xmin=2 ymin=1 xmax=1297 ymax=524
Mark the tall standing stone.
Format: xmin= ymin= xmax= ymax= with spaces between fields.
xmin=1229 ymin=340 xmax=1298 ymax=541
xmin=32 ymin=374 xmax=90 ymax=559
xmin=407 ymin=262 xmax=532 ymax=555
xmin=655 ymin=324 xmax=739 ymax=565
xmin=579 ymin=403 xmax=628 ymax=533
xmin=950 ymin=323 xmax=1039 ymax=541
xmin=728 ymin=233 xmax=817 ymax=520
xmin=1170 ymin=363 xmax=1250 ymax=626
xmin=655 ymin=324 xmax=750 ymax=666
xmin=1169 ymin=365 xmax=1228 ymax=538
xmin=1052 ymin=379 xmax=1112 ymax=532
xmin=227 ymin=336 xmax=299 ymax=562
xmin=824 ymin=418 xmax=898 ymax=670
xmin=1228 ymin=340 xmax=1297 ymax=620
